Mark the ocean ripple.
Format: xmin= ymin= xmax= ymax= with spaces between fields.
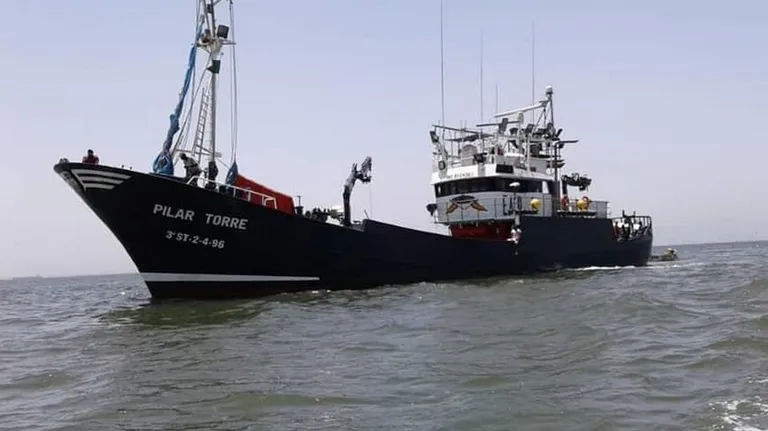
xmin=1 ymin=242 xmax=768 ymax=430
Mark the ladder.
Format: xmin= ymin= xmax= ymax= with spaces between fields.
xmin=192 ymin=87 xmax=211 ymax=162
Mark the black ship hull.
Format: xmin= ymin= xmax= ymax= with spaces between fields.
xmin=54 ymin=162 xmax=653 ymax=299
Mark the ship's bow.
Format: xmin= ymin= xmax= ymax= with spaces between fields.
xmin=54 ymin=161 xmax=135 ymax=203
xmin=53 ymin=161 xmax=326 ymax=299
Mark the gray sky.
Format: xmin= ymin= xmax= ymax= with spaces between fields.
xmin=2 ymin=0 xmax=766 ymax=278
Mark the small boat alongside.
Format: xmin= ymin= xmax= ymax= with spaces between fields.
xmin=650 ymin=248 xmax=679 ymax=262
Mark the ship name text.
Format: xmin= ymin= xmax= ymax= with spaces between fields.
xmin=154 ymin=204 xmax=194 ymax=221
xmin=446 ymin=172 xmax=474 ymax=179
xmin=153 ymin=204 xmax=249 ymax=230
xmin=205 ymin=213 xmax=248 ymax=230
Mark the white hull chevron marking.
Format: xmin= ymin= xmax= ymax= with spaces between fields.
xmin=70 ymin=169 xmax=131 ymax=190
xmin=141 ymin=273 xmax=321 ymax=283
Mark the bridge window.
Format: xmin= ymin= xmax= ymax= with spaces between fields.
xmin=434 ymin=178 xmax=546 ymax=197
xmin=515 ymin=180 xmax=542 ymax=193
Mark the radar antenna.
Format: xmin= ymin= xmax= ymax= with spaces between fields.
xmin=342 ymin=156 xmax=373 ymax=227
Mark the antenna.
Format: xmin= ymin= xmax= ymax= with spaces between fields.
xmin=530 ymin=21 xmax=535 ymax=123
xmin=440 ymin=0 xmax=446 ymax=127
xmin=495 ymin=84 xmax=499 ymax=113
xmin=479 ymin=31 xmax=484 ymax=122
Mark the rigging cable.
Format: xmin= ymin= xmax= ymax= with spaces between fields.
xmin=171 ymin=7 xmax=207 ymax=161
xmin=181 ymin=5 xmax=204 ymax=162
xmin=171 ymin=58 xmax=211 ymax=159
xmin=228 ymin=0 xmax=239 ymax=164
xmin=187 ymin=0 xmax=201 ymax=165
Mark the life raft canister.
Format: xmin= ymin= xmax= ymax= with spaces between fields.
xmin=530 ymin=198 xmax=542 ymax=212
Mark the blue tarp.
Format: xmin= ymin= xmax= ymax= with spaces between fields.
xmin=152 ymin=21 xmax=203 ymax=175
xmin=226 ymin=161 xmax=238 ymax=185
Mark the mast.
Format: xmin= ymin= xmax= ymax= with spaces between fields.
xmin=530 ymin=21 xmax=535 ymax=124
xmin=201 ymin=0 xmax=224 ymax=183
xmin=440 ymin=0 xmax=446 ymax=128
xmin=228 ymin=0 xmax=240 ymax=166
xmin=479 ymin=32 xmax=484 ymax=122
xmin=548 ymin=85 xmax=561 ymax=201
xmin=151 ymin=0 xmax=240 ymax=183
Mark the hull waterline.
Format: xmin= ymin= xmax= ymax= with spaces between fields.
xmin=54 ymin=162 xmax=653 ymax=299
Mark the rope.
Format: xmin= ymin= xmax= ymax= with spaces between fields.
xmin=228 ymin=0 xmax=239 ymax=165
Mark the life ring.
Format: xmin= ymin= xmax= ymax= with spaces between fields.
xmin=560 ymin=195 xmax=569 ymax=210
xmin=581 ymin=195 xmax=590 ymax=203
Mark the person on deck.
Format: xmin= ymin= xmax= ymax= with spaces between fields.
xmin=82 ymin=149 xmax=99 ymax=165
xmin=508 ymin=223 xmax=522 ymax=255
xmin=180 ymin=153 xmax=202 ymax=185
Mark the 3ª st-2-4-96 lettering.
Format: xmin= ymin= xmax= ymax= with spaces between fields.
xmin=165 ymin=230 xmax=225 ymax=249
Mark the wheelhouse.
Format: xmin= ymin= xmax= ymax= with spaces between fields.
xmin=434 ymin=177 xmax=554 ymax=197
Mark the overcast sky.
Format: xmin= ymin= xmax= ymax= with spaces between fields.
xmin=1 ymin=0 xmax=766 ymax=278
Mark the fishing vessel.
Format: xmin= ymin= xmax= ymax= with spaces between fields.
xmin=53 ymin=0 xmax=653 ymax=299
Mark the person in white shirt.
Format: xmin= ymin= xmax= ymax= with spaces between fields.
xmin=180 ymin=153 xmax=202 ymax=185
xmin=508 ymin=223 xmax=522 ymax=255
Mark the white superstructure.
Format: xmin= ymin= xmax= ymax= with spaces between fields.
xmin=426 ymin=86 xmax=609 ymax=228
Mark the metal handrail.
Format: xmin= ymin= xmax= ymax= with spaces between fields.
xmin=612 ymin=214 xmax=653 ymax=241
xmin=186 ymin=175 xmax=277 ymax=208
xmin=612 ymin=214 xmax=653 ymax=227
xmin=432 ymin=194 xmax=613 ymax=224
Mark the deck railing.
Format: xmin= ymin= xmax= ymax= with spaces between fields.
xmin=186 ymin=176 xmax=277 ymax=208
xmin=611 ymin=214 xmax=653 ymax=241
xmin=612 ymin=214 xmax=652 ymax=227
xmin=433 ymin=194 xmax=610 ymax=224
